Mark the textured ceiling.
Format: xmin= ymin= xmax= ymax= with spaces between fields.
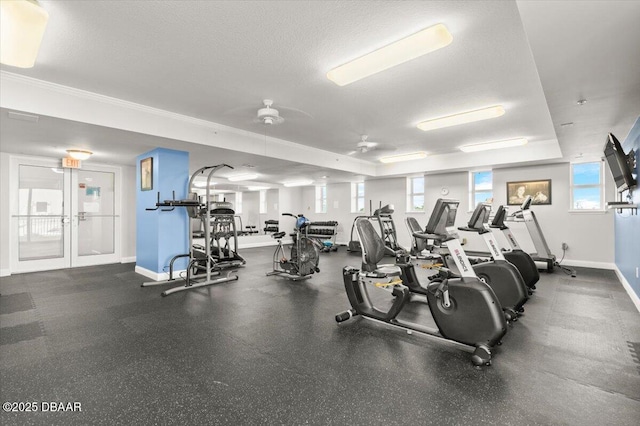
xmin=1 ymin=0 xmax=639 ymax=183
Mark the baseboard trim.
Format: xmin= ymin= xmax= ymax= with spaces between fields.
xmin=239 ymin=239 xmax=288 ymax=249
xmin=135 ymin=265 xmax=186 ymax=282
xmin=120 ymin=256 xmax=136 ymax=264
xmin=0 ymin=268 xmax=10 ymax=277
xmin=614 ymin=265 xmax=640 ymax=313
xmin=559 ymin=259 xmax=616 ymax=270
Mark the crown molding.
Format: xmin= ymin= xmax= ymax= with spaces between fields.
xmin=0 ymin=71 xmax=376 ymax=175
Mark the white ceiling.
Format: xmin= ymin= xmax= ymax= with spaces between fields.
xmin=1 ymin=0 xmax=639 ymax=187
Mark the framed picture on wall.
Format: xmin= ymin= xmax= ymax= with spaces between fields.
xmin=140 ymin=157 xmax=153 ymax=191
xmin=507 ymin=179 xmax=551 ymax=206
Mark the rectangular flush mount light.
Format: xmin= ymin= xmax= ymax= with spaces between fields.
xmin=327 ymin=23 xmax=453 ymax=86
xmin=283 ymin=180 xmax=314 ymax=187
xmin=417 ymin=106 xmax=505 ymax=132
xmin=379 ymin=152 xmax=427 ymax=164
xmin=194 ymin=181 xmax=217 ymax=188
xmin=228 ymin=173 xmax=258 ymax=181
xmin=460 ymin=138 xmax=528 ymax=153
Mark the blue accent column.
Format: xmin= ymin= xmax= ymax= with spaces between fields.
xmin=136 ymin=148 xmax=190 ymax=275
xmin=615 ymin=117 xmax=640 ymax=298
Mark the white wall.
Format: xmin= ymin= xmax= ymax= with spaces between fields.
xmin=121 ymin=165 xmax=137 ymax=260
xmin=0 ymin=152 xmax=11 ymax=275
xmin=298 ymin=163 xmax=614 ymax=266
xmin=493 ymin=162 xmax=614 ymax=266
xmin=279 ymin=187 xmax=303 ymax=217
xmin=241 ymin=191 xmax=260 ymax=231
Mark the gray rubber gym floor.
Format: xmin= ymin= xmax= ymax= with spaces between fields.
xmin=1 ymin=247 xmax=639 ymax=425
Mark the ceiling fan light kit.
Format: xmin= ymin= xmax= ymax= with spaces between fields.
xmin=326 ymin=23 xmax=453 ymax=86
xmin=0 ymin=0 xmax=49 ymax=68
xmin=459 ymin=138 xmax=528 ymax=153
xmin=417 ymin=105 xmax=505 ymax=131
xmin=379 ymin=151 xmax=427 ymax=164
xmin=256 ymin=99 xmax=285 ymax=125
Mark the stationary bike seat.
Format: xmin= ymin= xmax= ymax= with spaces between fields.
xmin=272 ymin=232 xmax=287 ymax=239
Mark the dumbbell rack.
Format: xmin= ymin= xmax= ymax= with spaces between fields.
xmin=306 ymin=221 xmax=339 ymax=250
xmin=264 ymin=219 xmax=279 ymax=234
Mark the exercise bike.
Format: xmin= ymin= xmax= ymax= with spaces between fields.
xmin=336 ymin=199 xmax=508 ymax=366
xmin=266 ymin=213 xmax=321 ymax=281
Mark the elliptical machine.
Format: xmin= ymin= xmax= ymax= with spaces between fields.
xmin=266 ymin=213 xmax=321 ymax=281
xmin=336 ymin=199 xmax=507 ymax=366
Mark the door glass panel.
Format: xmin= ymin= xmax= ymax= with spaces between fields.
xmin=77 ymin=170 xmax=115 ymax=256
xmin=78 ymin=217 xmax=115 ymax=256
xmin=18 ymin=165 xmax=65 ymax=260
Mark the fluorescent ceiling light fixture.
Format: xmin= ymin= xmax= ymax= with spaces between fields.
xmin=66 ymin=149 xmax=92 ymax=160
xmin=283 ymin=180 xmax=314 ymax=187
xmin=417 ymin=105 xmax=505 ymax=132
xmin=193 ymin=181 xmax=217 ymax=188
xmin=227 ymin=173 xmax=258 ymax=182
xmin=247 ymin=186 xmax=270 ymax=191
xmin=459 ymin=138 xmax=528 ymax=153
xmin=0 ymin=0 xmax=49 ymax=68
xmin=327 ymin=23 xmax=453 ymax=86
xmin=379 ymin=152 xmax=427 ymax=164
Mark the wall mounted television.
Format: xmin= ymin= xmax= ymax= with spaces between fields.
xmin=603 ymin=133 xmax=637 ymax=193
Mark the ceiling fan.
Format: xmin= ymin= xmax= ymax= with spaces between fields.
xmin=347 ymin=135 xmax=396 ymax=156
xmin=255 ymin=99 xmax=284 ymax=125
xmin=224 ymin=99 xmax=312 ymax=126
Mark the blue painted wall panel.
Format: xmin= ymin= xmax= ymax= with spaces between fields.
xmin=136 ymin=148 xmax=189 ymax=273
xmin=615 ymin=117 xmax=640 ymax=297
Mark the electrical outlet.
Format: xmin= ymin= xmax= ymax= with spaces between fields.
xmin=636 ymin=267 xmax=639 ymax=279
xmin=562 ymin=242 xmax=569 ymax=250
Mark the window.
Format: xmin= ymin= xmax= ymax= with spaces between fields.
xmin=470 ymin=171 xmax=493 ymax=207
xmin=571 ymin=161 xmax=604 ymax=210
xmin=351 ymin=182 xmax=365 ymax=213
xmin=315 ymin=185 xmax=327 ymax=213
xmin=235 ymin=191 xmax=242 ymax=214
xmin=259 ymin=190 xmax=267 ymax=214
xmin=407 ymin=176 xmax=425 ymax=212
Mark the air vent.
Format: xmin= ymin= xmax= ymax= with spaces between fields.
xmin=7 ymin=111 xmax=39 ymax=123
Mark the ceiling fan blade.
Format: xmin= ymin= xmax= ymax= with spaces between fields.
xmin=277 ymin=105 xmax=314 ymax=119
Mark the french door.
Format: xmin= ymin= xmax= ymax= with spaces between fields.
xmin=10 ymin=156 xmax=121 ymax=273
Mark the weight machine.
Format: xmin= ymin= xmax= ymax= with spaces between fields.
xmin=142 ymin=164 xmax=244 ymax=296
